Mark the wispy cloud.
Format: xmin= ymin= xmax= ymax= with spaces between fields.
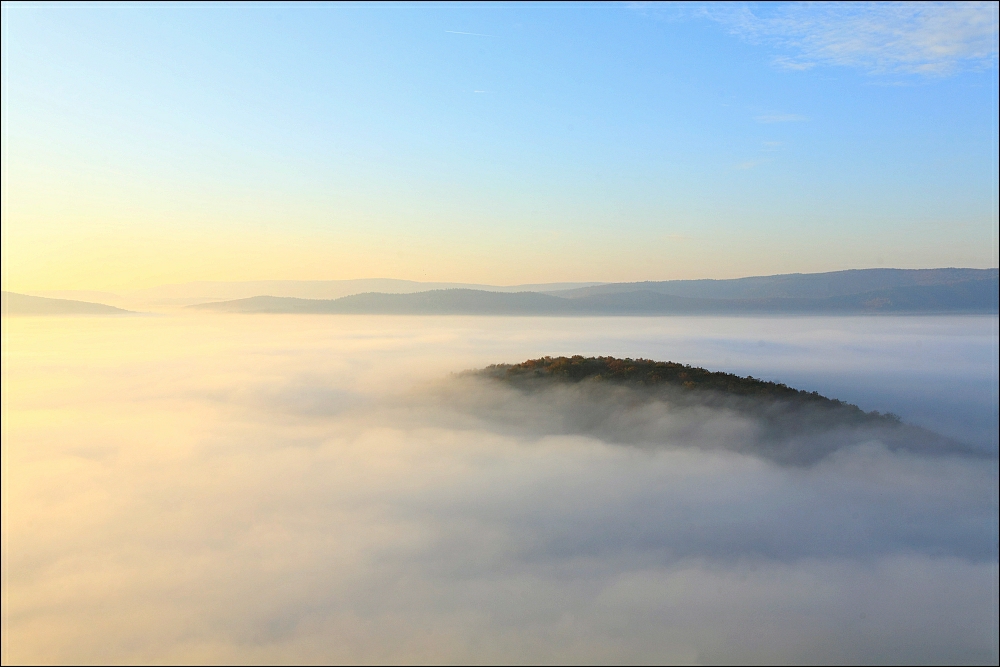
xmin=734 ymin=160 xmax=760 ymax=170
xmin=714 ymin=2 xmax=999 ymax=75
xmin=755 ymin=113 xmax=807 ymax=123
xmin=445 ymin=30 xmax=495 ymax=37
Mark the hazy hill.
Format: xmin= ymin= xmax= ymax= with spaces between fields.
xmin=2 ymin=291 xmax=134 ymax=316
xmin=31 ymin=269 xmax=997 ymax=310
xmin=28 ymin=280 xmax=604 ymax=309
xmin=549 ymin=267 xmax=998 ymax=299
xmin=573 ymin=277 xmax=998 ymax=313
xmin=188 ymin=290 xmax=573 ymax=314
xmin=189 ymin=276 xmax=998 ymax=315
xmin=122 ymin=279 xmax=603 ymax=306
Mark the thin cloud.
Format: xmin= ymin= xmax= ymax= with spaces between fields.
xmin=771 ymin=55 xmax=816 ymax=71
xmin=707 ymin=1 xmax=999 ymax=75
xmin=734 ymin=160 xmax=760 ymax=170
xmin=445 ymin=30 xmax=495 ymax=37
xmin=755 ymin=113 xmax=807 ymax=123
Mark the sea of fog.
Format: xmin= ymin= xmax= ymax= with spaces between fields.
xmin=2 ymin=314 xmax=997 ymax=664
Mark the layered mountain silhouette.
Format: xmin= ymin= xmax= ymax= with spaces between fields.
xmin=189 ymin=268 xmax=998 ymax=315
xmin=545 ymin=267 xmax=995 ymax=299
xmin=36 ymin=279 xmax=604 ymax=308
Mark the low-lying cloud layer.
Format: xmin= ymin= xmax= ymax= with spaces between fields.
xmin=2 ymin=315 xmax=997 ymax=664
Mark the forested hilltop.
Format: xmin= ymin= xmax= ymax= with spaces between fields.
xmin=459 ymin=355 xmax=989 ymax=465
xmin=479 ymin=356 xmax=900 ymax=424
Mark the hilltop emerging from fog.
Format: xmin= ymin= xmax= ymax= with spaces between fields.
xmin=478 ymin=355 xmax=899 ymax=422
xmin=457 ymin=356 xmax=981 ymax=465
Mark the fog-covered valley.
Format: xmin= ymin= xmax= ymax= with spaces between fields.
xmin=2 ymin=314 xmax=997 ymax=664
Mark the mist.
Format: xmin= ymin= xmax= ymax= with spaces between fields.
xmin=2 ymin=314 xmax=997 ymax=664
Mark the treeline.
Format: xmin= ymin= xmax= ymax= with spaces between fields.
xmin=480 ymin=356 xmax=901 ymax=423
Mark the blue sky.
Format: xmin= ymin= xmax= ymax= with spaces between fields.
xmin=2 ymin=2 xmax=998 ymax=289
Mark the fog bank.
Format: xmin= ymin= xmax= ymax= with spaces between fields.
xmin=2 ymin=314 xmax=997 ymax=664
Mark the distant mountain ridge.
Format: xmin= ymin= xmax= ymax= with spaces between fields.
xmin=547 ymin=268 xmax=998 ymax=299
xmin=189 ymin=270 xmax=998 ymax=315
xmin=26 ymin=268 xmax=997 ymax=310
xmin=13 ymin=269 xmax=998 ymax=315
xmin=35 ymin=279 xmax=606 ymax=308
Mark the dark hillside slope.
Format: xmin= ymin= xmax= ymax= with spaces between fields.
xmin=479 ymin=356 xmax=894 ymax=418
xmin=817 ymin=278 xmax=998 ymax=312
xmin=467 ymin=356 xmax=983 ymax=465
xmin=576 ymin=277 xmax=999 ymax=314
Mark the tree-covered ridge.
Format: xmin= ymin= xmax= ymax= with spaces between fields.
xmin=481 ymin=356 xmax=901 ymax=423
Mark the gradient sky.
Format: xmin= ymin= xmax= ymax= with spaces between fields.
xmin=2 ymin=2 xmax=998 ymax=291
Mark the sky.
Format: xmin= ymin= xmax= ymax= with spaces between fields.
xmin=2 ymin=1 xmax=998 ymax=291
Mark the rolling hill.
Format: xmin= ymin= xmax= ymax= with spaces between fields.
xmin=188 ymin=272 xmax=998 ymax=315
xmin=2 ymin=291 xmax=135 ymax=316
